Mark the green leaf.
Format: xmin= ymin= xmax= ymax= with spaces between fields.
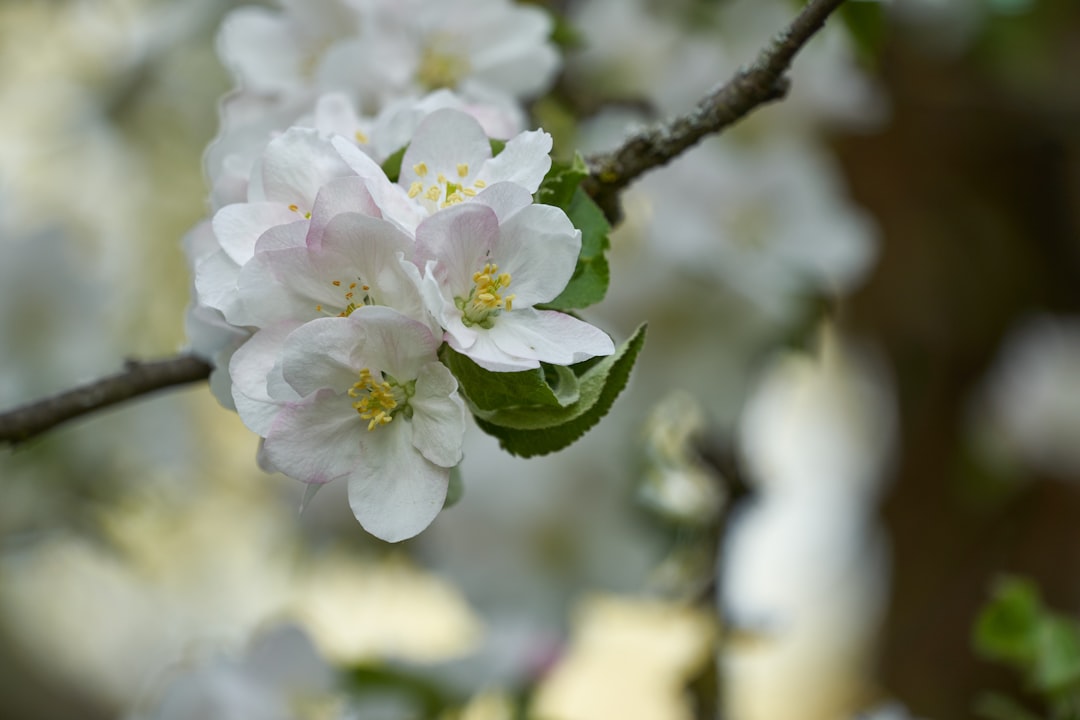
xmin=536 ymin=153 xmax=588 ymax=211
xmin=490 ymin=138 xmax=506 ymax=156
xmin=441 ymin=348 xmax=578 ymax=412
xmin=543 ymin=187 xmax=611 ymax=310
xmin=1034 ymin=616 xmax=1080 ymax=693
xmin=381 ymin=145 xmax=407 ymax=183
xmin=975 ymin=576 xmax=1042 ymax=667
xmin=473 ymin=324 xmax=646 ymax=457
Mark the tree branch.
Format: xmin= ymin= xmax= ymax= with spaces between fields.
xmin=0 ymin=355 xmax=212 ymax=446
xmin=582 ymin=0 xmax=849 ymax=222
xmin=0 ymin=0 xmax=848 ymax=446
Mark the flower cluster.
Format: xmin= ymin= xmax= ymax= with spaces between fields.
xmin=188 ymin=105 xmax=615 ymax=542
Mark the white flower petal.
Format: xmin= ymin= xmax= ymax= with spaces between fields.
xmin=343 ymin=306 xmax=441 ymax=383
xmin=280 ymin=317 xmax=369 ymax=397
xmin=476 ymin=129 xmax=552 ymax=193
xmin=400 ymin=109 xmax=492 ymax=189
xmin=409 ymin=362 xmax=466 ymax=468
xmin=265 ymin=389 xmax=363 ymax=484
xmin=230 ymin=323 xmax=302 ymax=435
xmin=194 ymin=248 xmax=245 ymax=322
xmin=348 ymin=420 xmax=450 ymax=542
xmin=488 ymin=308 xmax=614 ymax=367
xmin=212 ymin=202 xmax=299 ymax=266
xmin=261 ymin=128 xmax=353 ymax=211
xmin=307 ymin=176 xmax=382 ymax=249
xmin=494 ymin=203 xmax=580 ymax=307
xmin=446 ymin=328 xmax=540 ymax=372
xmin=471 ymin=181 xmax=533 ymax=222
xmin=415 ymin=203 xmax=499 ymax=298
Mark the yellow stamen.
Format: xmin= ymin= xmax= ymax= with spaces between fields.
xmin=425 ymin=186 xmax=441 ymax=201
xmin=350 ymin=369 xmax=399 ymax=431
xmin=413 ymin=163 xmax=428 ymax=177
xmin=457 ymin=163 xmax=469 ymax=178
xmin=408 ymin=181 xmax=423 ymax=198
xmin=288 ymin=204 xmax=299 ymax=212
xmin=355 ymin=130 xmax=369 ymax=144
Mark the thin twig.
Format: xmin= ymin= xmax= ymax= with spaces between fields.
xmin=0 ymin=0 xmax=848 ymax=447
xmin=0 ymin=355 xmax=212 ymax=445
xmin=582 ymin=0 xmax=849 ymax=221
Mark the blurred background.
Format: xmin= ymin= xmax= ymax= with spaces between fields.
xmin=1 ymin=0 xmax=1079 ymax=718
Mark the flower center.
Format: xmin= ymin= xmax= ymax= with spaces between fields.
xmin=416 ymin=39 xmax=470 ymax=90
xmin=314 ymin=278 xmax=372 ymax=318
xmin=456 ymin=262 xmax=514 ymax=328
xmin=348 ymin=369 xmax=412 ymax=431
xmin=406 ymin=161 xmax=487 ymax=210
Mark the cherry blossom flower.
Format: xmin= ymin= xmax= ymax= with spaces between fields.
xmin=415 ymin=198 xmax=614 ymax=372
xmin=259 ymin=307 xmax=466 ymax=542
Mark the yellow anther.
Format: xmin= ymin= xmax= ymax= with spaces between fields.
xmin=463 ymin=188 xmax=477 ymax=197
xmin=288 ymin=204 xmax=299 ymax=212
xmin=408 ymin=181 xmax=423 ymax=198
xmin=332 ymin=280 xmax=341 ymax=286
xmin=361 ymin=285 xmax=370 ymax=291
xmin=315 ymin=304 xmax=322 ymax=312
xmin=355 ymin=130 xmax=369 ymax=144
xmin=350 ymin=368 xmax=399 ymax=432
xmin=345 ymin=292 xmax=354 ymax=299
xmin=498 ymin=273 xmax=511 ymax=286
xmin=473 ymin=179 xmax=486 ymax=188
xmin=413 ymin=162 xmax=429 ymax=177
xmin=425 ymin=186 xmax=441 ymax=201
xmin=505 ymin=294 xmax=515 ymax=311
xmin=304 ymin=212 xmax=312 ymax=219
xmin=457 ymin=163 xmax=469 ymax=178
xmin=437 ymin=173 xmax=447 ymax=184
xmin=349 ymin=282 xmax=357 ymax=290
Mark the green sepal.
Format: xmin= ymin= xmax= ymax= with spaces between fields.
xmin=381 ymin=146 xmax=407 ymax=183
xmin=472 ymin=324 xmax=646 ymax=458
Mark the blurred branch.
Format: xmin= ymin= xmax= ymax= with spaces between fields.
xmin=0 ymin=0 xmax=848 ymax=446
xmin=0 ymin=355 xmax=211 ymax=446
xmin=582 ymin=0 xmax=849 ymax=222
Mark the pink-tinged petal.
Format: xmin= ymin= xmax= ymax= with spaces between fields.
xmin=409 ymin=362 xmax=466 ymax=468
xmin=230 ymin=323 xmax=302 ymax=435
xmin=307 ymin=176 xmax=382 ymax=249
xmin=471 ymin=182 xmax=533 ymax=222
xmin=213 ymin=202 xmax=299 ymax=265
xmin=420 ymin=268 xmax=467 ymax=342
xmin=489 ymin=309 xmax=614 ymax=367
xmin=265 ymin=389 xmax=363 ymax=484
xmin=447 ymin=329 xmax=540 ymax=372
xmin=320 ymin=213 xmax=434 ymax=332
xmin=279 ymin=317 xmax=368 ymax=397
xmin=235 ymin=248 xmax=332 ymax=328
xmin=476 ymin=129 xmax=552 ymax=194
xmin=414 ymin=203 xmax=499 ymax=298
xmin=194 ymin=249 xmax=248 ymax=324
xmin=344 ymin=306 xmax=441 ymax=382
xmin=261 ymin=128 xmax=353 ymax=211
xmin=253 ymin=220 xmax=309 ymax=253
xmin=332 ymin=136 xmax=426 ymax=233
xmin=331 ymin=134 xmax=386 ymax=178
xmin=182 ymin=219 xmax=217 ymax=266
xmin=400 ymin=109 xmax=492 ymax=189
xmin=348 ymin=421 xmax=450 ymax=542
xmin=493 ymin=204 xmax=580 ymax=307
xmin=217 ymin=7 xmax=304 ymax=93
